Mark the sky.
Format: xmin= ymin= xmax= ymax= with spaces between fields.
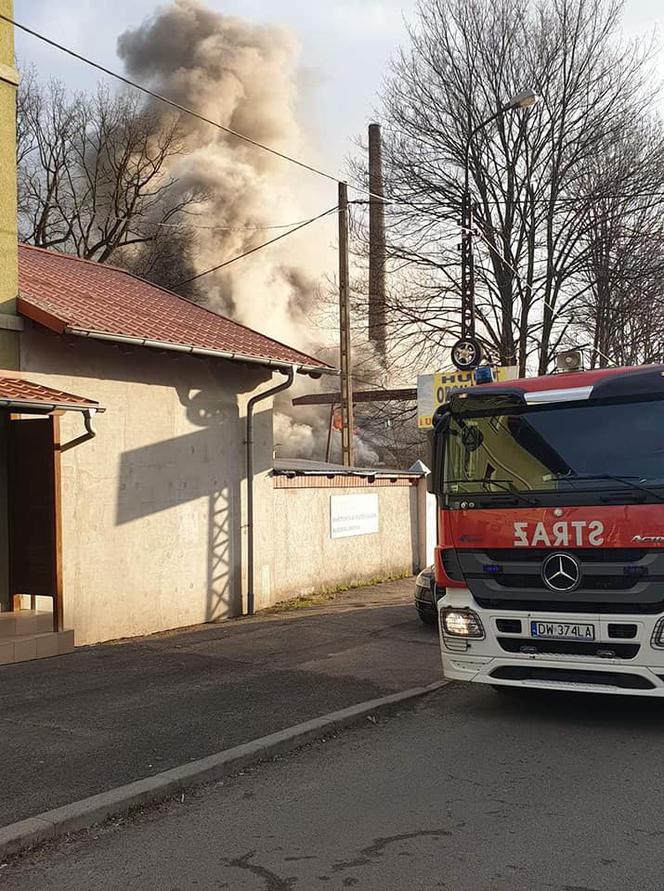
xmin=12 ymin=0 xmax=664 ymax=181
xmin=11 ymin=0 xmax=664 ymax=301
xmin=13 ymin=0 xmax=418 ymax=177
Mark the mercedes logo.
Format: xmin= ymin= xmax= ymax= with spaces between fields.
xmin=541 ymin=553 xmax=581 ymax=592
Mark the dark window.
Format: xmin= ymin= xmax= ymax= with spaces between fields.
xmin=444 ymin=397 xmax=664 ymax=494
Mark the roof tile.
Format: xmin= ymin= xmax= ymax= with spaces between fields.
xmin=0 ymin=375 xmax=101 ymax=410
xmin=17 ymin=245 xmax=333 ymax=373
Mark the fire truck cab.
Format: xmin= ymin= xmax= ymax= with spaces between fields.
xmin=431 ymin=363 xmax=664 ymax=695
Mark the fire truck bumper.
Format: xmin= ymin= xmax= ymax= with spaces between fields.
xmin=438 ymin=588 xmax=664 ymax=696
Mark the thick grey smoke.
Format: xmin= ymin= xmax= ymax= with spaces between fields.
xmin=117 ymin=0 xmax=331 ymax=348
xmin=117 ymin=0 xmax=383 ymax=465
xmin=273 ymin=397 xmax=380 ymax=466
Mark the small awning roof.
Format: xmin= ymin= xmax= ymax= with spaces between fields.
xmin=0 ymin=374 xmax=104 ymax=414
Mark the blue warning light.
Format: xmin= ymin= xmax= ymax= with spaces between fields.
xmin=474 ymin=366 xmax=495 ymax=385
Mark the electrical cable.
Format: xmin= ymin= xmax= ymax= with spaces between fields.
xmin=1 ymin=12 xmax=389 ymax=205
xmin=4 ymin=12 xmax=635 ymax=371
xmin=174 ymin=205 xmax=338 ymax=287
xmin=107 ymin=215 xmax=329 ymax=233
xmin=13 ymin=13 xmax=653 ymax=220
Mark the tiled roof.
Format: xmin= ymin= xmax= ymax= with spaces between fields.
xmin=0 ymin=374 xmax=103 ymax=412
xmin=17 ymin=245 xmax=334 ymax=375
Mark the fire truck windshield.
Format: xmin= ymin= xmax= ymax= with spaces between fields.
xmin=443 ymin=397 xmax=664 ymax=496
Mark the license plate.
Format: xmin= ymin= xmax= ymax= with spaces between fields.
xmin=530 ymin=621 xmax=595 ymax=641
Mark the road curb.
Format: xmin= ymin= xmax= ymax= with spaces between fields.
xmin=0 ymin=679 xmax=448 ymax=861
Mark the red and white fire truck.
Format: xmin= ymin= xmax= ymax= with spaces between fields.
xmin=430 ymin=361 xmax=664 ymax=695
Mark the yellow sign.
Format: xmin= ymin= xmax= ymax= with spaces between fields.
xmin=417 ymin=367 xmax=519 ymax=429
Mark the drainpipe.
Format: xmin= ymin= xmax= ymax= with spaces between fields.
xmin=246 ymin=366 xmax=296 ymax=615
xmin=60 ymin=409 xmax=98 ymax=452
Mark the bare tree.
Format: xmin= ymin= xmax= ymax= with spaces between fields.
xmin=17 ymin=72 xmax=204 ymax=296
xmin=570 ymin=121 xmax=664 ymax=366
xmin=359 ymin=0 xmax=664 ymax=375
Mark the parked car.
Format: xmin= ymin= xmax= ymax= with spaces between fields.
xmin=415 ymin=566 xmax=443 ymax=625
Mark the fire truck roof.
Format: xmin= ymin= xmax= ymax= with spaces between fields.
xmin=447 ymin=363 xmax=664 ymax=415
xmin=482 ymin=364 xmax=664 ymax=394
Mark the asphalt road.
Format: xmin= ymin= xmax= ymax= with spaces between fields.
xmin=6 ymin=682 xmax=664 ymax=890
xmin=0 ymin=580 xmax=439 ymax=826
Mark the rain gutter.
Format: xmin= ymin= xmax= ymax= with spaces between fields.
xmin=246 ymin=366 xmax=296 ymax=616
xmin=0 ymin=398 xmax=104 ymax=414
xmin=65 ymin=327 xmax=337 ymax=378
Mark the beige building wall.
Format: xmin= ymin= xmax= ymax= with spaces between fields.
xmin=259 ymin=482 xmax=420 ymax=607
xmin=0 ymin=0 xmax=20 ymax=367
xmin=0 ymin=2 xmax=21 ymax=612
xmin=17 ymin=324 xmax=424 ymax=645
xmin=20 ymin=324 xmax=274 ymax=645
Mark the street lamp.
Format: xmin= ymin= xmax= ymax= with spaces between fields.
xmin=451 ymin=88 xmax=540 ymax=371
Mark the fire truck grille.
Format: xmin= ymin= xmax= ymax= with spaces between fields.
xmin=496 ymin=637 xmax=640 ymax=659
xmin=458 ymin=548 xmax=664 ymax=613
xmin=490 ymin=666 xmax=655 ymax=690
xmin=495 ymin=573 xmax=638 ymax=591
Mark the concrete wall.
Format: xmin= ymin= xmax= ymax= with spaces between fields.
xmin=21 ymin=324 xmax=274 ymax=645
xmin=259 ymin=481 xmax=420 ymax=607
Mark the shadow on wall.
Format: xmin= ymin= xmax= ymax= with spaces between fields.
xmin=115 ymin=385 xmax=272 ymax=623
xmin=21 ymin=330 xmax=278 ymax=625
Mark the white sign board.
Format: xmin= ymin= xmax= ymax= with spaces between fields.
xmin=330 ymin=494 xmax=379 ymax=539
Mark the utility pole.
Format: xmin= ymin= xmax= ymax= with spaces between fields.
xmin=458 ymin=183 xmax=477 ymax=358
xmin=368 ymin=123 xmax=387 ymax=361
xmin=451 ymin=155 xmax=482 ymax=372
xmin=338 ymin=182 xmax=354 ymax=467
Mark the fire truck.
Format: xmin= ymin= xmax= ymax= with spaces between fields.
xmin=430 ymin=358 xmax=664 ymax=695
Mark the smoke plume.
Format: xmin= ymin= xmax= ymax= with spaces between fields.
xmin=117 ymin=0 xmax=331 ymax=351
xmin=118 ymin=1 xmax=384 ymax=465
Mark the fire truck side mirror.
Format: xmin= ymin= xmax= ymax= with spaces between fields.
xmin=427 ymin=432 xmax=436 ymax=494
xmin=427 ymin=413 xmax=449 ymax=495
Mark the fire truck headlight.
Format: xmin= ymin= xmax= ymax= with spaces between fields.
xmin=651 ymin=618 xmax=664 ymax=649
xmin=442 ymin=608 xmax=485 ymax=639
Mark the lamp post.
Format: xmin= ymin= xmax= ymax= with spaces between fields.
xmin=451 ymin=88 xmax=539 ymax=371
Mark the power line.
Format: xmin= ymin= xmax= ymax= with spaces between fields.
xmin=175 ymin=205 xmax=338 ymax=287
xmin=10 ymin=12 xmax=662 ymax=220
xmin=1 ymin=13 xmax=341 ymax=186
xmin=1 ymin=12 xmax=388 ymax=205
xmin=16 ymin=10 xmax=654 ymax=222
xmin=110 ymin=215 xmax=329 ymax=233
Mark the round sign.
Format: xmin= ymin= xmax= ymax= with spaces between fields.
xmin=451 ymin=338 xmax=483 ymax=370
